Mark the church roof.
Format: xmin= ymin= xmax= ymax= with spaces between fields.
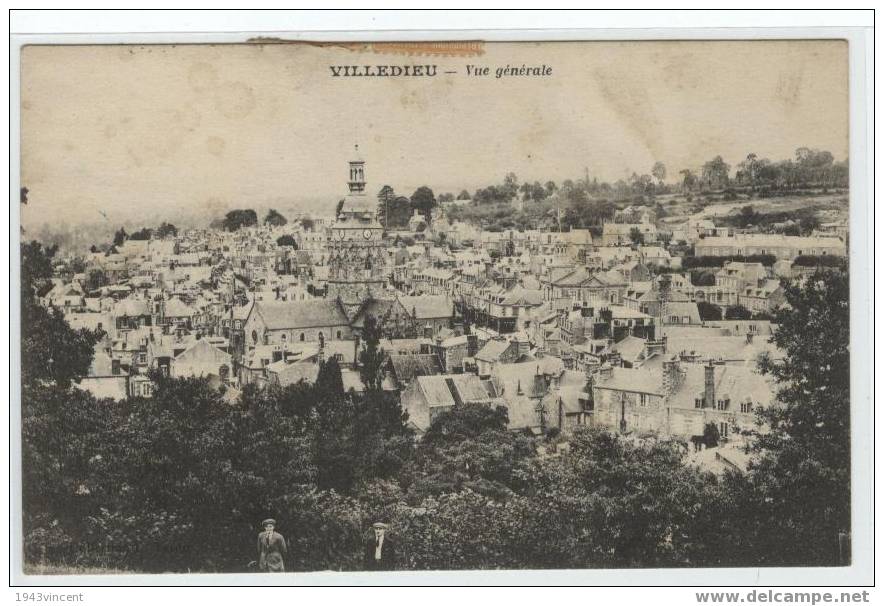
xmin=253 ymin=300 xmax=349 ymax=330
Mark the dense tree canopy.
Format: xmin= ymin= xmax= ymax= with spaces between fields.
xmin=276 ymin=234 xmax=298 ymax=248
xmin=410 ymin=186 xmax=437 ymax=222
xmin=222 ymin=209 xmax=258 ymax=232
xmin=264 ymin=209 xmax=288 ymax=227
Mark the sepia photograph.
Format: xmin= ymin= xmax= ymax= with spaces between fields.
xmin=12 ymin=26 xmax=868 ymax=584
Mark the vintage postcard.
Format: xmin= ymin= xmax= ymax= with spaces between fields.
xmin=14 ymin=34 xmax=867 ymax=584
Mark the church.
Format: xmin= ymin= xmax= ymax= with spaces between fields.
xmin=325 ymin=145 xmax=389 ymax=319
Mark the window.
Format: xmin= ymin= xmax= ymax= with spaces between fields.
xmin=639 ymin=394 xmax=647 ymax=407
xmin=716 ymin=399 xmax=729 ymax=411
xmin=694 ymin=398 xmax=703 ymax=409
xmin=337 ymin=330 xmax=342 ymax=339
xmin=719 ymin=422 xmax=729 ymax=437
xmin=252 ymin=330 xmax=258 ymax=344
xmin=740 ymin=401 xmax=753 ymax=414
xmin=299 ymin=333 xmax=305 ymax=342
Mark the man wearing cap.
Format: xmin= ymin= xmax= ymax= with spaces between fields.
xmin=257 ymin=518 xmax=287 ymax=572
xmin=363 ymin=522 xmax=396 ymax=571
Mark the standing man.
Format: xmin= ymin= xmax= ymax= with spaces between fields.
xmin=363 ymin=522 xmax=396 ymax=571
xmin=257 ymin=518 xmax=287 ymax=572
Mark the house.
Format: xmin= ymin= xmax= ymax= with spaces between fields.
xmin=112 ymin=297 xmax=152 ymax=331
xmin=715 ymin=262 xmax=768 ymax=291
xmin=695 ymin=234 xmax=846 ymax=260
xmin=661 ymin=301 xmax=703 ymax=326
xmin=474 ymin=335 xmax=531 ymax=377
xmin=640 ymin=246 xmax=680 ymax=269
xmin=590 ymin=356 xmax=773 ymax=440
xmin=490 ymin=359 xmax=564 ymax=434
xmin=612 ymin=261 xmax=651 ymax=284
xmin=400 ymin=373 xmax=499 ymax=432
xmin=423 ymin=333 xmax=480 ymax=374
xmin=601 ymin=222 xmax=658 ymax=246
xmin=76 ymin=349 xmax=130 ymax=400
xmin=386 ymin=353 xmax=444 ymax=390
xmin=542 ymin=268 xmax=626 ymax=306
xmin=738 ymin=279 xmax=786 ymax=314
xmin=242 ymin=299 xmax=352 ymax=347
xmin=398 ymin=294 xmax=455 ymax=336
xmin=171 ymin=339 xmax=233 ymax=382
xmin=351 ymin=297 xmax=417 ymax=339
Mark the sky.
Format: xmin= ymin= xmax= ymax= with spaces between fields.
xmin=20 ymin=40 xmax=848 ymax=229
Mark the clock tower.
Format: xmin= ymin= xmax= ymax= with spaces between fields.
xmin=326 ymin=145 xmax=387 ymax=318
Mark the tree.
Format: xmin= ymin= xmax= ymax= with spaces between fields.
xmin=276 ymin=234 xmax=298 ymax=248
xmin=221 ymin=209 xmax=258 ymax=232
xmin=737 ymin=271 xmax=851 ymax=566
xmin=377 ymin=185 xmax=396 ymax=228
xmin=697 ymin=301 xmax=722 ymax=321
xmin=410 ymin=186 xmax=437 ymax=222
xmin=629 ymin=227 xmax=645 ymax=247
xmin=300 ymin=216 xmax=315 ymax=231
xmin=403 ymin=403 xmax=533 ymax=502
xmin=518 ymin=181 xmax=532 ymax=201
xmin=21 ymin=243 xmax=100 ymax=389
xmin=799 ymin=215 xmax=821 ymax=235
xmin=335 ymin=199 xmax=345 ymax=218
xmin=156 ymin=222 xmax=178 ymax=238
xmin=530 ymin=181 xmax=548 ymax=202
xmin=456 ymin=190 xmax=471 ymax=200
xmin=652 ymin=161 xmax=667 ymax=185
xmin=679 ymin=169 xmax=698 ymax=191
xmin=724 ymin=304 xmax=751 ymax=320
xmin=129 ymin=227 xmax=153 ymax=240
xmin=358 ymin=315 xmax=385 ymax=392
xmin=701 ymin=156 xmax=731 ymax=190
xmin=264 ymin=209 xmax=288 ymax=227
xmin=545 ymin=181 xmax=558 ymax=196
xmin=702 ymin=422 xmax=720 ymax=448
xmin=739 ymin=205 xmax=758 ymax=227
xmin=502 ymin=172 xmax=519 ymax=200
xmin=738 ymin=153 xmax=760 ymax=190
xmin=518 ymin=427 xmax=716 ymax=568
xmin=112 ymin=227 xmax=128 ymax=247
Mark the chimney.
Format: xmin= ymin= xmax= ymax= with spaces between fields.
xmin=597 ymin=362 xmax=614 ymax=381
xmin=466 ymin=333 xmax=478 ymax=357
xmin=661 ymin=355 xmax=683 ymax=395
xmin=584 ymin=357 xmax=600 ymax=379
xmin=548 ymin=369 xmax=561 ymax=391
xmin=704 ymin=361 xmax=716 ymax=409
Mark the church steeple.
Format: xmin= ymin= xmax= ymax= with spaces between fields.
xmin=348 ymin=144 xmax=366 ymax=194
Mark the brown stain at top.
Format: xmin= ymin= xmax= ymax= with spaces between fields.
xmin=246 ymin=38 xmax=484 ymax=57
